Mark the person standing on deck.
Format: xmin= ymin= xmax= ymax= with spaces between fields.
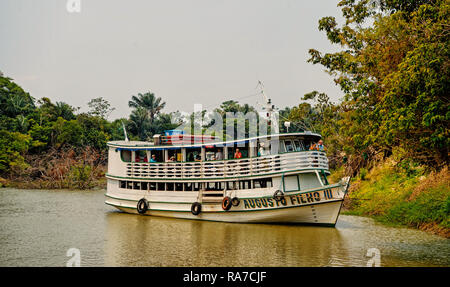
xmin=234 ymin=148 xmax=242 ymax=159
xmin=310 ymin=140 xmax=326 ymax=152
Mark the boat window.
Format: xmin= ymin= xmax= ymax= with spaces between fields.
xmin=166 ymin=182 xmax=174 ymax=191
xmin=141 ymin=182 xmax=148 ymax=190
xmin=133 ymin=182 xmax=141 ymax=190
xmin=119 ymin=181 xmax=126 ymax=189
xmin=298 ymin=173 xmax=321 ymax=190
xmin=226 ymin=181 xmax=235 ymax=190
xmin=252 ymin=178 xmax=273 ymax=188
xmin=150 ymin=150 xmax=163 ymax=162
xmin=285 ymin=140 xmax=294 ymax=152
xmin=205 ymin=182 xmax=214 ymax=190
xmin=205 ymin=146 xmax=219 ymax=161
xmin=239 ymin=180 xmax=251 ymax=189
xmin=193 ymin=182 xmax=201 ymax=191
xmin=294 ymin=140 xmax=305 ymax=151
xmin=206 ymin=151 xmax=215 ymax=161
xmin=157 ymin=182 xmax=165 ymax=191
xmin=279 ymin=140 xmax=286 ymax=153
xmin=283 ymin=175 xmax=299 ymax=192
xmin=320 ymin=171 xmax=329 ymax=185
xmin=150 ymin=182 xmax=157 ymax=191
xmin=305 ymin=140 xmax=313 ymax=150
xmin=205 ymin=182 xmax=224 ymax=191
xmin=184 ymin=183 xmax=193 ymax=191
xmin=167 ymin=149 xmax=181 ymax=162
xmin=135 ymin=150 xmax=148 ymax=162
xmin=126 ymin=181 xmax=133 ymax=189
xmin=175 ymin=183 xmax=183 ymax=191
xmin=121 ymin=150 xmax=132 ymax=162
xmin=186 ymin=147 xmax=201 ymax=162
xmin=252 ymin=178 xmax=270 ymax=188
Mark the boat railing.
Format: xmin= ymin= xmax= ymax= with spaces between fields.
xmin=125 ymin=151 xmax=328 ymax=179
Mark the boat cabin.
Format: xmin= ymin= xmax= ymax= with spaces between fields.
xmin=106 ymin=132 xmax=329 ymax=194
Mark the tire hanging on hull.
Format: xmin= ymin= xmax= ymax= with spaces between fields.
xmin=191 ymin=202 xmax=202 ymax=215
xmin=137 ymin=198 xmax=148 ymax=214
xmin=273 ymin=190 xmax=285 ymax=201
xmin=222 ymin=196 xmax=232 ymax=211
xmin=231 ymin=197 xmax=240 ymax=207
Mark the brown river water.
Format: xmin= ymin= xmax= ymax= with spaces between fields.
xmin=0 ymin=188 xmax=448 ymax=267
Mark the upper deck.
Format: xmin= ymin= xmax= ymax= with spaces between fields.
xmin=107 ymin=132 xmax=321 ymax=149
xmin=106 ymin=132 xmax=329 ymax=181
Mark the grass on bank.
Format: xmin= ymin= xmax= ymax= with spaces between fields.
xmin=343 ymin=159 xmax=449 ymax=238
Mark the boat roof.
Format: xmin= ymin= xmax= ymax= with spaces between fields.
xmin=107 ymin=132 xmax=321 ymax=150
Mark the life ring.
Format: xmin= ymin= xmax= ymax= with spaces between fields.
xmin=273 ymin=190 xmax=284 ymax=201
xmin=231 ymin=197 xmax=240 ymax=207
xmin=191 ymin=202 xmax=202 ymax=215
xmin=137 ymin=198 xmax=148 ymax=214
xmin=222 ymin=196 xmax=232 ymax=211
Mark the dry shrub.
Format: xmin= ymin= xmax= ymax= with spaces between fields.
xmin=19 ymin=146 xmax=107 ymax=189
xmin=417 ymin=222 xmax=450 ymax=239
xmin=407 ymin=166 xmax=450 ymax=201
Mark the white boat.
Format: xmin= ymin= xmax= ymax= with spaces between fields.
xmin=105 ymin=130 xmax=350 ymax=226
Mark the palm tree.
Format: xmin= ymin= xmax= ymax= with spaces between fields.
xmin=128 ymin=92 xmax=166 ymax=124
xmin=129 ymin=107 xmax=150 ymax=141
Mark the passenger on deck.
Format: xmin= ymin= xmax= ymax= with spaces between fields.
xmin=194 ymin=154 xmax=201 ymax=162
xmin=150 ymin=154 xmax=157 ymax=162
xmin=234 ymin=148 xmax=242 ymax=159
xmin=310 ymin=140 xmax=326 ymax=151
xmin=215 ymin=149 xmax=223 ymax=160
xmin=168 ymin=156 xmax=176 ymax=162
xmin=258 ymin=143 xmax=266 ymax=156
xmin=135 ymin=154 xmax=141 ymax=162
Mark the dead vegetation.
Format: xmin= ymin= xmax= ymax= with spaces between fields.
xmin=8 ymin=146 xmax=107 ymax=189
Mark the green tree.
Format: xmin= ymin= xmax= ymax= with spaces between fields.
xmin=129 ymin=107 xmax=151 ymax=141
xmin=87 ymin=97 xmax=115 ymax=119
xmin=0 ymin=130 xmax=31 ymax=174
xmin=128 ymin=92 xmax=166 ymax=124
xmin=307 ymin=0 xmax=449 ymax=170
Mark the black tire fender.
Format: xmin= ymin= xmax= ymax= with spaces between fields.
xmin=137 ymin=198 xmax=148 ymax=214
xmin=231 ymin=197 xmax=240 ymax=207
xmin=191 ymin=202 xmax=202 ymax=215
xmin=273 ymin=190 xmax=284 ymax=201
xmin=222 ymin=196 xmax=232 ymax=211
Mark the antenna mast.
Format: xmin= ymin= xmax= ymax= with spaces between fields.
xmin=258 ymin=81 xmax=279 ymax=133
xmin=122 ymin=121 xmax=129 ymax=142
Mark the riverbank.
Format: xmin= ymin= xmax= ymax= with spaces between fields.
xmin=334 ymin=160 xmax=449 ymax=238
xmin=0 ymin=176 xmax=106 ymax=190
xmin=0 ymin=146 xmax=107 ymax=190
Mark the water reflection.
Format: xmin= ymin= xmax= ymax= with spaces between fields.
xmin=104 ymin=211 xmax=350 ymax=266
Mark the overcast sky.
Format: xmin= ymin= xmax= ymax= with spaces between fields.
xmin=0 ymin=0 xmax=343 ymax=119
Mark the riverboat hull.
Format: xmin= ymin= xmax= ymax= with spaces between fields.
xmin=105 ymin=179 xmax=349 ymax=226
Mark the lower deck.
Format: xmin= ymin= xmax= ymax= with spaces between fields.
xmin=104 ymin=174 xmax=349 ymax=225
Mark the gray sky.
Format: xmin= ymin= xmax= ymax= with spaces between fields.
xmin=0 ymin=0 xmax=343 ymax=120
